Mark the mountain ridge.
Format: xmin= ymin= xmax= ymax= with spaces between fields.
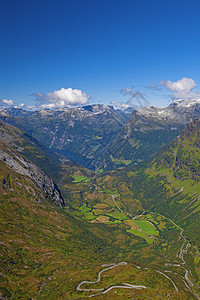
xmin=0 ymin=104 xmax=130 ymax=170
xmin=103 ymin=98 xmax=200 ymax=168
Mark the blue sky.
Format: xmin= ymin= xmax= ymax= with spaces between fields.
xmin=1 ymin=0 xmax=200 ymax=109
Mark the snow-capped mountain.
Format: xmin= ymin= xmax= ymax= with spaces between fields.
xmin=134 ymin=98 xmax=200 ymax=124
xmin=101 ymin=98 xmax=200 ymax=168
xmin=1 ymin=100 xmax=200 ymax=170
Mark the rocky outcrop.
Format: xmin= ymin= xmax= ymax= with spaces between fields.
xmin=0 ymin=148 xmax=65 ymax=207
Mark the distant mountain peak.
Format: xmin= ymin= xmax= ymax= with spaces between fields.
xmin=129 ymin=98 xmax=200 ymax=124
xmin=170 ymin=98 xmax=200 ymax=109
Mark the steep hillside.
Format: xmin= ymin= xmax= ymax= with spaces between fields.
xmin=0 ymin=151 xmax=121 ymax=299
xmin=102 ymin=99 xmax=200 ymax=168
xmin=0 ymin=120 xmax=64 ymax=178
xmin=0 ymin=123 xmax=64 ymax=207
xmin=0 ymin=120 xmax=95 ymax=206
xmin=145 ymin=119 xmax=200 ymax=240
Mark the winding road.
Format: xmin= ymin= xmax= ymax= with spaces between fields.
xmin=76 ymin=195 xmax=198 ymax=298
xmin=134 ymin=209 xmax=197 ymax=293
xmin=148 ymin=211 xmax=195 ymax=290
xmin=77 ymin=262 xmax=146 ymax=297
xmin=112 ymin=196 xmax=197 ymax=293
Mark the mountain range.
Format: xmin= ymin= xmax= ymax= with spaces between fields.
xmin=1 ymin=99 xmax=200 ymax=170
xmin=1 ymin=99 xmax=200 ymax=299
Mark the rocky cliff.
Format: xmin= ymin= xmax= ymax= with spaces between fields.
xmin=0 ymin=120 xmax=65 ymax=207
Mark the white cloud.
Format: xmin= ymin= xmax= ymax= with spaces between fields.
xmin=160 ymin=77 xmax=199 ymax=99
xmin=2 ymin=99 xmax=14 ymax=106
xmin=34 ymin=88 xmax=90 ymax=108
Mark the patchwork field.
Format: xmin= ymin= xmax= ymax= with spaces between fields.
xmin=78 ymin=192 xmax=183 ymax=261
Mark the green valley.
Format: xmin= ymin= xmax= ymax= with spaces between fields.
xmin=1 ymin=114 xmax=200 ymax=299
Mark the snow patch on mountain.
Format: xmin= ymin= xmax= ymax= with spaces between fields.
xmin=132 ymin=99 xmax=200 ymax=124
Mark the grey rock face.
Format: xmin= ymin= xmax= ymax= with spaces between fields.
xmin=0 ymin=149 xmax=65 ymax=207
xmin=131 ymin=98 xmax=200 ymax=127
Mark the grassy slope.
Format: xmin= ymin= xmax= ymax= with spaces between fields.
xmin=100 ymin=112 xmax=185 ymax=168
xmin=0 ymin=156 xmax=119 ymax=299
xmin=145 ymin=120 xmax=200 ymax=242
